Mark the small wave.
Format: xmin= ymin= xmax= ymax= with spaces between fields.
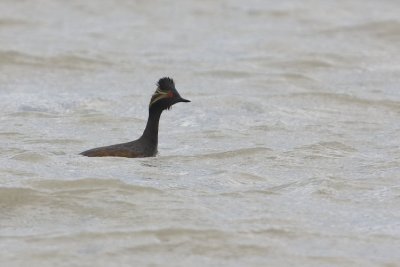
xmin=221 ymin=178 xmax=322 ymax=197
xmin=0 ymin=179 xmax=163 ymax=213
xmin=9 ymin=227 xmax=228 ymax=240
xmin=250 ymin=227 xmax=299 ymax=238
xmin=25 ymin=139 xmax=83 ymax=145
xmin=11 ymin=152 xmax=49 ymax=162
xmin=156 ymin=147 xmax=272 ymax=163
xmin=221 ymin=189 xmax=277 ymax=198
xmin=0 ymin=132 xmax=25 ymax=138
xmin=0 ymin=19 xmax=28 ymax=27
xmin=0 ymin=187 xmax=44 ymax=208
xmin=30 ymin=178 xmax=163 ymax=194
xmin=7 ymin=111 xmax=59 ymax=118
xmin=321 ymin=20 xmax=400 ymax=41
xmin=246 ymin=9 xmax=295 ymax=18
xmin=195 ymin=70 xmax=253 ymax=79
xmin=282 ymin=73 xmax=317 ymax=83
xmin=196 ymin=147 xmax=272 ymax=159
xmin=2 ymin=148 xmax=27 ymax=157
xmin=273 ymin=59 xmax=333 ymax=69
xmin=246 ymin=53 xmax=359 ymax=71
xmin=290 ymin=92 xmax=400 ymax=112
xmin=294 ymin=141 xmax=357 ymax=159
xmin=0 ymin=50 xmax=112 ymax=70
xmin=1 ymin=168 xmax=35 ymax=177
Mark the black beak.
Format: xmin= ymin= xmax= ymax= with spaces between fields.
xmin=178 ymin=97 xmax=190 ymax=103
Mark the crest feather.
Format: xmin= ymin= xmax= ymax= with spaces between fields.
xmin=157 ymin=77 xmax=175 ymax=91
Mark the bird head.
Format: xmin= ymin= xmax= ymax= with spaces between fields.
xmin=149 ymin=77 xmax=190 ymax=110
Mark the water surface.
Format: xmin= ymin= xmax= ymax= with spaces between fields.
xmin=1 ymin=1 xmax=400 ymax=266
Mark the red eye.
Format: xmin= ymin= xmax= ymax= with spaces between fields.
xmin=168 ymin=91 xmax=174 ymax=98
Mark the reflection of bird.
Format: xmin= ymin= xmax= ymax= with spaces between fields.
xmin=80 ymin=77 xmax=190 ymax=158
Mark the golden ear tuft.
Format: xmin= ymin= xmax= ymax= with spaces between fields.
xmin=150 ymin=89 xmax=168 ymax=106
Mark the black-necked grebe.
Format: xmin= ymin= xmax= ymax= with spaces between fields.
xmin=80 ymin=77 xmax=190 ymax=158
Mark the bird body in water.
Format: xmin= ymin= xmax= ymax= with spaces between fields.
xmin=80 ymin=77 xmax=190 ymax=158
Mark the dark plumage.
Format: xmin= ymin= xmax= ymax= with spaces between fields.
xmin=80 ymin=77 xmax=190 ymax=158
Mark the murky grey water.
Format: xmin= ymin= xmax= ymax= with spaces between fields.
xmin=1 ymin=0 xmax=400 ymax=266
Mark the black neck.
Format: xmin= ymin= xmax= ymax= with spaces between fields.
xmin=141 ymin=106 xmax=163 ymax=144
